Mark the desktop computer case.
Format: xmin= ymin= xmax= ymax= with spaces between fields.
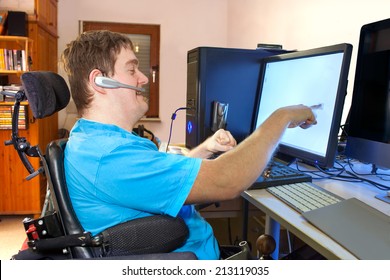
xmin=185 ymin=47 xmax=287 ymax=148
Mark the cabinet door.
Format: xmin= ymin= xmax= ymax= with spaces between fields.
xmin=0 ymin=110 xmax=58 ymax=215
xmin=0 ymin=120 xmax=44 ymax=215
xmin=35 ymin=27 xmax=57 ymax=72
xmin=36 ymin=28 xmax=49 ymax=71
xmin=47 ymin=0 xmax=58 ymax=34
xmin=47 ymin=32 xmax=57 ymax=72
xmin=36 ymin=0 xmax=58 ymax=36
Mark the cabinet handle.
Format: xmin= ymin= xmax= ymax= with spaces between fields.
xmin=151 ymin=65 xmax=159 ymax=84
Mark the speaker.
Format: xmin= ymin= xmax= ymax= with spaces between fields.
xmin=6 ymin=11 xmax=28 ymax=36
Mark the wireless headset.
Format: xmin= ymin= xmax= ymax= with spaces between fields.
xmin=94 ymin=76 xmax=145 ymax=92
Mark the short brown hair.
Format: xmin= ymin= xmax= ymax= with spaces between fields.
xmin=61 ymin=30 xmax=134 ymax=115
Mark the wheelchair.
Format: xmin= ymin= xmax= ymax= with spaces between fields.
xmin=2 ymin=71 xmax=266 ymax=260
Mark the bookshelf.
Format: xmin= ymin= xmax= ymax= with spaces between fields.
xmin=0 ymin=36 xmax=32 ymax=74
xmin=0 ymin=1 xmax=58 ymax=216
xmin=0 ymin=37 xmax=31 ymax=132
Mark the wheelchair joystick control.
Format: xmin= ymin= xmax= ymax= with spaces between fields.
xmin=256 ymin=234 xmax=276 ymax=260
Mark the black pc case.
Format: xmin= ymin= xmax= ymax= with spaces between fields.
xmin=185 ymin=46 xmax=288 ymax=148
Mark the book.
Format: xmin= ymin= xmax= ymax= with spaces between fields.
xmin=3 ymin=84 xmax=22 ymax=91
xmin=0 ymin=11 xmax=7 ymax=35
xmin=0 ymin=48 xmax=28 ymax=71
xmin=0 ymin=104 xmax=27 ymax=129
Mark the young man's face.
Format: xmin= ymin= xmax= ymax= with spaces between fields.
xmin=112 ymin=47 xmax=149 ymax=116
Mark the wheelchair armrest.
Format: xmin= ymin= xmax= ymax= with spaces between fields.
xmin=98 ymin=215 xmax=189 ymax=257
xmin=22 ymin=212 xmax=189 ymax=258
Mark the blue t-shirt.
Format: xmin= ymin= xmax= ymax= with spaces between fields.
xmin=64 ymin=119 xmax=219 ymax=259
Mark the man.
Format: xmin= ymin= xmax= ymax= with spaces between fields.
xmin=62 ymin=30 xmax=317 ymax=259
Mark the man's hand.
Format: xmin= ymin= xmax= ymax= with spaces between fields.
xmin=283 ymin=104 xmax=320 ymax=129
xmin=206 ymin=129 xmax=237 ymax=153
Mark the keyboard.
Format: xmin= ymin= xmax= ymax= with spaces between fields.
xmin=267 ymin=182 xmax=343 ymax=213
xmin=250 ymin=160 xmax=312 ymax=189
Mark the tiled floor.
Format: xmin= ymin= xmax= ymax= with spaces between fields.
xmin=0 ymin=216 xmax=28 ymax=260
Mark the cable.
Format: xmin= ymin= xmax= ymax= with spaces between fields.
xmin=295 ymin=158 xmax=390 ymax=191
xmin=166 ymin=107 xmax=192 ymax=152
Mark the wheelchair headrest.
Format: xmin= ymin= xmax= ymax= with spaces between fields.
xmin=21 ymin=71 xmax=70 ymax=119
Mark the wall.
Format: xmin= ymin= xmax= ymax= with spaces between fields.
xmin=57 ymin=0 xmax=228 ymax=144
xmin=227 ymin=0 xmax=390 ymax=126
xmin=58 ymin=0 xmax=390 ymax=143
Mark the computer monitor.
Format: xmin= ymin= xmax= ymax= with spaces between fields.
xmin=252 ymin=43 xmax=352 ymax=168
xmin=345 ymin=18 xmax=390 ymax=169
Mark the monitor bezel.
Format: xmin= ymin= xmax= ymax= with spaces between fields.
xmin=345 ymin=18 xmax=390 ymax=169
xmin=252 ymin=43 xmax=353 ymax=168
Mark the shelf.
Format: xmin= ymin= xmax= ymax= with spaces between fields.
xmin=0 ymin=70 xmax=25 ymax=75
xmin=0 ymin=36 xmax=33 ymax=72
xmin=0 ymin=36 xmax=32 ymax=51
xmin=0 ymin=35 xmax=32 ymax=43
xmin=0 ymin=101 xmax=29 ymax=106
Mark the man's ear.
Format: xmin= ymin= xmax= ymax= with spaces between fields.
xmin=89 ymin=69 xmax=107 ymax=94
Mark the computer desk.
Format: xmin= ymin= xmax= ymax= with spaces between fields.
xmin=241 ymin=161 xmax=390 ymax=260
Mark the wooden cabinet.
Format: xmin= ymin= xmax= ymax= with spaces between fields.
xmin=35 ymin=0 xmax=58 ymax=36
xmin=200 ymin=198 xmax=243 ymax=219
xmin=0 ymin=107 xmax=58 ymax=215
xmin=0 ymin=1 xmax=58 ymax=215
xmin=28 ymin=22 xmax=58 ymax=72
xmin=28 ymin=0 xmax=58 ymax=72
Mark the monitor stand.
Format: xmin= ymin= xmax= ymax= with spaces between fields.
xmin=273 ymin=152 xmax=296 ymax=166
xmin=375 ymin=193 xmax=390 ymax=205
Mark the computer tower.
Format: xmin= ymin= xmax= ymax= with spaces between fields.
xmin=185 ymin=47 xmax=287 ymax=149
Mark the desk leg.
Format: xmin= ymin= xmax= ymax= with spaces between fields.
xmin=265 ymin=215 xmax=280 ymax=260
xmin=242 ymin=199 xmax=249 ymax=241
